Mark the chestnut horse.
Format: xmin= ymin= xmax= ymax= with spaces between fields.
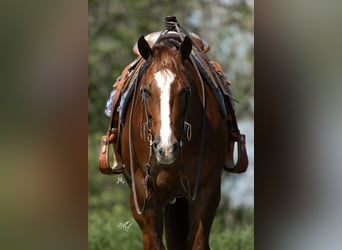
xmin=120 ymin=35 xmax=228 ymax=250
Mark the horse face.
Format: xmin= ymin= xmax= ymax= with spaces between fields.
xmin=141 ymin=68 xmax=190 ymax=166
xmin=138 ymin=36 xmax=192 ymax=166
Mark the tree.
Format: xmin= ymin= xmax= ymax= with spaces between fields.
xmin=88 ymin=0 xmax=254 ymax=132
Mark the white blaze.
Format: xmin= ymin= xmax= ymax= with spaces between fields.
xmin=154 ymin=69 xmax=175 ymax=147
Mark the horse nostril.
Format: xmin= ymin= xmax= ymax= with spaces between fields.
xmin=152 ymin=141 xmax=158 ymax=150
xmin=158 ymin=148 xmax=164 ymax=155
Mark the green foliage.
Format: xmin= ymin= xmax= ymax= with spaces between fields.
xmin=88 ymin=0 xmax=254 ymax=133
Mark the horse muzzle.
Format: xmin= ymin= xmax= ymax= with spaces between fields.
xmin=152 ymin=139 xmax=179 ymax=166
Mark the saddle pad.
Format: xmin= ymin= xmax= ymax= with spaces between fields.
xmin=119 ymin=64 xmax=141 ymax=125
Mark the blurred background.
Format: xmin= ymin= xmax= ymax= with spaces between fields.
xmin=88 ymin=0 xmax=254 ymax=249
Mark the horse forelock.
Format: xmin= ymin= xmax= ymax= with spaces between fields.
xmin=149 ymin=40 xmax=184 ymax=75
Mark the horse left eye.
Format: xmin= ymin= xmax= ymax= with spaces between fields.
xmin=141 ymin=87 xmax=150 ymax=97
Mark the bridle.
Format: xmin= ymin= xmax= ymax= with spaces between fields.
xmin=140 ymin=80 xmax=192 ymax=145
xmin=128 ymin=21 xmax=207 ymax=215
xmin=139 ymin=75 xmax=193 ymax=169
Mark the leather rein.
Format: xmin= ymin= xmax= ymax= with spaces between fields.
xmin=127 ymin=24 xmax=208 ymax=215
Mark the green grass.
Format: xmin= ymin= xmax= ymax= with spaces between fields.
xmin=88 ymin=133 xmax=253 ymax=249
xmin=210 ymin=223 xmax=254 ymax=250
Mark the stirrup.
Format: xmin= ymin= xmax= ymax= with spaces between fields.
xmin=98 ymin=135 xmax=125 ymax=175
xmin=224 ymin=134 xmax=248 ymax=173
xmin=111 ymin=161 xmax=125 ymax=174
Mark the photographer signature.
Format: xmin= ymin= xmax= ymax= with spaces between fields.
xmin=118 ymin=220 xmax=133 ymax=232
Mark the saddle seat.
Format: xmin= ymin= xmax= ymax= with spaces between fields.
xmin=132 ymin=31 xmax=210 ymax=56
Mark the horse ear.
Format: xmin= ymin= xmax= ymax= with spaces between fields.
xmin=138 ymin=36 xmax=152 ymax=60
xmin=180 ymin=36 xmax=192 ymax=61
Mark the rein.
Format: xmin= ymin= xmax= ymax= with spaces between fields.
xmin=128 ymin=61 xmax=151 ymax=215
xmin=174 ymin=21 xmax=207 ymax=202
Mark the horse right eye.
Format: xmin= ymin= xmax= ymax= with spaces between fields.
xmin=140 ymin=87 xmax=147 ymax=94
xmin=140 ymin=86 xmax=151 ymax=98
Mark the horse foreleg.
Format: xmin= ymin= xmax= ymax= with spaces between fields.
xmin=164 ymin=197 xmax=189 ymax=250
xmin=187 ymin=179 xmax=221 ymax=250
xmin=130 ymin=192 xmax=165 ymax=250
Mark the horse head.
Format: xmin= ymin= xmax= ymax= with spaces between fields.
xmin=137 ymin=36 xmax=192 ymax=166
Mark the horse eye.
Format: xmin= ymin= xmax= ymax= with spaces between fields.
xmin=182 ymin=87 xmax=191 ymax=96
xmin=140 ymin=86 xmax=150 ymax=96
